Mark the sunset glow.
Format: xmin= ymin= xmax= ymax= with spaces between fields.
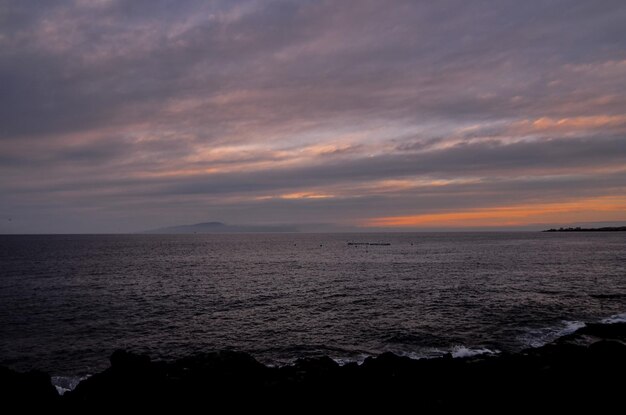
xmin=365 ymin=196 xmax=626 ymax=228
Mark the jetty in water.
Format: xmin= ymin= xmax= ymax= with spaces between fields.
xmin=347 ymin=242 xmax=391 ymax=246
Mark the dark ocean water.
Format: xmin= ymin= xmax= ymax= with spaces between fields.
xmin=1 ymin=233 xmax=625 ymax=379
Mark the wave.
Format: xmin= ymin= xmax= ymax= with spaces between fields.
xmin=331 ymin=355 xmax=370 ymax=366
xmin=450 ymin=346 xmax=498 ymax=358
xmin=330 ymin=346 xmax=498 ymax=365
xmin=46 ymin=311 xmax=626 ymax=390
xmin=51 ymin=375 xmax=90 ymax=395
xmin=601 ymin=312 xmax=626 ymax=324
xmin=519 ymin=320 xmax=586 ymax=348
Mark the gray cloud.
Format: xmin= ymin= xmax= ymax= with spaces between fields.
xmin=4 ymin=134 xmax=625 ymax=198
xmin=1 ymin=0 xmax=625 ymax=232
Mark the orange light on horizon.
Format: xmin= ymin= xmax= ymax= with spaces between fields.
xmin=364 ymin=196 xmax=626 ymax=228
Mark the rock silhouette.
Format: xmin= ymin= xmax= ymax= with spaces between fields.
xmin=3 ymin=322 xmax=625 ymax=410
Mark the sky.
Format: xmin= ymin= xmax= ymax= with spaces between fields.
xmin=1 ymin=0 xmax=626 ymax=233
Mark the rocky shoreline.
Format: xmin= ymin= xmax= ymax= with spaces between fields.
xmin=2 ymin=322 xmax=625 ymax=409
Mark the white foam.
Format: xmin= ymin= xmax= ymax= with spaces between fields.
xmin=521 ymin=320 xmax=586 ymax=348
xmin=393 ymin=347 xmax=498 ymax=360
xmin=51 ymin=375 xmax=90 ymax=395
xmin=601 ymin=312 xmax=626 ymax=324
xmin=560 ymin=320 xmax=587 ymax=336
xmin=331 ymin=354 xmax=369 ymax=366
xmin=450 ymin=346 xmax=498 ymax=358
xmin=397 ymin=351 xmax=433 ymax=360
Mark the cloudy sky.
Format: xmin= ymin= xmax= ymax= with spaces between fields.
xmin=1 ymin=0 xmax=626 ymax=233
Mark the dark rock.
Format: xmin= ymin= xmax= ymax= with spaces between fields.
xmin=577 ymin=322 xmax=626 ymax=340
xmin=292 ymin=356 xmax=339 ymax=373
xmin=110 ymin=349 xmax=152 ymax=372
xmin=6 ymin=322 xmax=626 ymax=409
xmin=588 ymin=340 xmax=626 ymax=365
xmin=0 ymin=366 xmax=59 ymax=407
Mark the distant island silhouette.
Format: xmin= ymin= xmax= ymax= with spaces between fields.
xmin=143 ymin=221 xmax=299 ymax=234
xmin=543 ymin=226 xmax=626 ymax=232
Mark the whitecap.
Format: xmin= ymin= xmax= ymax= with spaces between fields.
xmin=331 ymin=354 xmax=370 ymax=366
xmin=395 ymin=347 xmax=498 ymax=360
xmin=51 ymin=375 xmax=90 ymax=395
xmin=520 ymin=320 xmax=586 ymax=348
xmin=450 ymin=346 xmax=498 ymax=358
xmin=601 ymin=312 xmax=626 ymax=324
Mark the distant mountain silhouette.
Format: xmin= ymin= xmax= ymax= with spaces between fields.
xmin=143 ymin=221 xmax=299 ymax=234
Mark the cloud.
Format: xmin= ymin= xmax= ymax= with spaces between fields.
xmin=1 ymin=0 xmax=625 ymax=232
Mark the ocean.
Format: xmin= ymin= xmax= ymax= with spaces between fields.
xmin=1 ymin=233 xmax=625 ymax=381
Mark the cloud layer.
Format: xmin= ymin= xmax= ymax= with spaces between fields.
xmin=1 ymin=0 xmax=625 ymax=232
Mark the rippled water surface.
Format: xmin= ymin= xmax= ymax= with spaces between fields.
xmin=1 ymin=233 xmax=625 ymax=375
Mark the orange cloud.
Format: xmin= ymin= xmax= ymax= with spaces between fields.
xmin=253 ymin=192 xmax=335 ymax=201
xmin=512 ymin=115 xmax=626 ymax=134
xmin=364 ymin=196 xmax=626 ymax=228
xmin=279 ymin=192 xmax=334 ymax=200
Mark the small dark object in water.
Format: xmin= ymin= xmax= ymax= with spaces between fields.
xmin=589 ymin=293 xmax=625 ymax=299
xmin=347 ymin=242 xmax=391 ymax=246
